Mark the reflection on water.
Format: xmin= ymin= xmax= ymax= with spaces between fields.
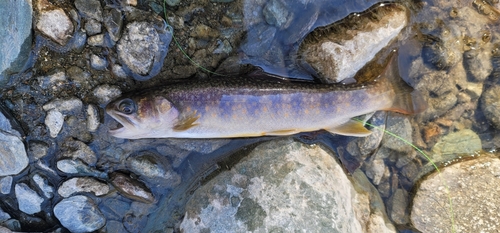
xmin=0 ymin=0 xmax=499 ymax=232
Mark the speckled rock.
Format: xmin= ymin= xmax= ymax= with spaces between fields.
xmin=35 ymin=0 xmax=74 ymax=45
xmin=54 ymin=195 xmax=106 ymax=233
xmin=431 ymin=129 xmax=482 ymax=157
xmin=44 ymin=109 xmax=64 ymax=138
xmin=109 ymin=172 xmax=155 ymax=203
xmin=74 ymin=0 xmax=103 ymax=22
xmin=0 ymin=132 xmax=29 ymax=176
xmin=103 ymin=8 xmax=122 ymax=42
xmin=93 ymin=84 xmax=121 ymax=104
xmin=180 ymin=139 xmax=396 ymax=233
xmin=15 ymin=183 xmax=44 ymax=215
xmin=86 ymin=104 xmax=100 ymax=132
xmin=117 ymin=20 xmax=173 ymax=80
xmin=263 ymin=0 xmax=291 ymax=29
xmin=299 ymin=4 xmax=407 ymax=83
xmin=0 ymin=176 xmax=12 ymax=194
xmin=61 ymin=139 xmax=97 ymax=165
xmin=411 ymin=154 xmax=500 ymax=232
xmin=0 ymin=0 xmax=32 ymax=83
xmin=90 ymin=54 xmax=107 ymax=71
xmin=58 ymin=177 xmax=109 ymax=198
xmin=56 ymin=159 xmax=108 ymax=179
xmin=481 ymin=85 xmax=500 ymax=130
xmin=32 ymin=173 xmax=54 ymax=198
xmin=126 ymin=151 xmax=181 ymax=187
xmin=43 ymin=97 xmax=83 ymax=115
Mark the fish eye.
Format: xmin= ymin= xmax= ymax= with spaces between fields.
xmin=118 ymin=99 xmax=136 ymax=114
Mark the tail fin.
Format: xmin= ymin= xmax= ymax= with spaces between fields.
xmin=381 ymin=52 xmax=427 ymax=114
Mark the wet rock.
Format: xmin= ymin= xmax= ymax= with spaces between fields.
xmin=35 ymin=0 xmax=74 ymax=45
xmin=37 ymin=70 xmax=67 ymax=90
xmin=67 ymin=66 xmax=92 ymax=89
xmin=0 ymin=0 xmax=32 ymax=83
xmin=54 ymin=195 xmax=106 ymax=233
xmin=0 ymin=176 xmax=12 ymax=194
xmin=93 ymin=84 xmax=121 ymax=104
xmin=481 ymin=85 xmax=500 ymax=129
xmin=0 ymin=207 xmax=11 ymax=222
xmin=111 ymin=64 xmax=128 ymax=78
xmin=74 ymin=0 xmax=103 ymax=22
xmin=84 ymin=19 xmax=102 ymax=36
xmin=168 ymin=139 xmax=230 ymax=154
xmin=364 ymin=149 xmax=390 ymax=185
xmin=58 ymin=177 xmax=109 ymax=198
xmin=43 ymin=97 xmax=83 ymax=115
xmin=61 ymin=139 xmax=97 ymax=166
xmin=299 ymin=4 xmax=407 ymax=83
xmin=431 ymin=129 xmax=482 ymax=156
xmin=126 ymin=151 xmax=181 ymax=187
xmin=105 ymin=220 xmax=128 ymax=233
xmin=87 ymin=34 xmax=105 ymax=47
xmin=241 ymin=23 xmax=277 ymax=57
xmin=464 ymin=48 xmax=492 ymax=82
xmin=117 ymin=19 xmax=173 ymax=80
xmin=15 ymin=183 xmax=44 ymax=215
xmin=263 ymin=0 xmax=291 ymax=29
xmin=32 ymin=173 xmax=54 ymax=198
xmin=103 ymin=8 xmax=123 ymax=42
xmin=387 ymin=189 xmax=409 ymax=225
xmin=411 ymin=155 xmax=500 ymax=232
xmin=382 ymin=115 xmax=413 ymax=153
xmin=109 ymin=172 xmax=155 ymax=204
xmin=86 ymin=104 xmax=100 ymax=132
xmin=0 ymin=132 xmax=29 ymax=176
xmin=180 ymin=139 xmax=396 ymax=232
xmin=45 ymin=109 xmax=64 ymax=138
xmin=90 ymin=54 xmax=107 ymax=71
xmin=190 ymin=24 xmax=220 ymax=40
xmin=56 ymin=159 xmax=108 ymax=179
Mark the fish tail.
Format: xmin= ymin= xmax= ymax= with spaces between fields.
xmin=381 ymin=52 xmax=427 ymax=114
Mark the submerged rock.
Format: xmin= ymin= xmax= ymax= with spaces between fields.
xmin=180 ymin=138 xmax=395 ymax=233
xmin=58 ymin=177 xmax=109 ymax=198
xmin=0 ymin=0 xmax=32 ymax=84
xmin=109 ymin=172 xmax=155 ymax=204
xmin=431 ymin=129 xmax=482 ymax=157
xmin=411 ymin=154 xmax=500 ymax=232
xmin=54 ymin=195 xmax=106 ymax=233
xmin=299 ymin=3 xmax=407 ymax=83
xmin=481 ymin=85 xmax=500 ymax=130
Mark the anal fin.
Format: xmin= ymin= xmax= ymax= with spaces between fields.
xmin=266 ymin=129 xmax=300 ymax=136
xmin=326 ymin=120 xmax=372 ymax=137
xmin=173 ymin=114 xmax=200 ymax=131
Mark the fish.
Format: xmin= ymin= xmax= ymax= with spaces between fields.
xmin=105 ymin=55 xmax=426 ymax=139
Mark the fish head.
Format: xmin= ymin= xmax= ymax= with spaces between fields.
xmin=106 ymin=95 xmax=179 ymax=139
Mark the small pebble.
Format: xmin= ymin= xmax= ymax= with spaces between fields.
xmin=90 ymin=54 xmax=107 ymax=71
xmin=45 ymin=109 xmax=64 ymax=138
xmin=86 ymin=104 xmax=100 ymax=132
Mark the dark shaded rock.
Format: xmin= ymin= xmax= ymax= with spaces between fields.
xmin=103 ymin=8 xmax=123 ymax=42
xmin=74 ymin=0 xmax=103 ymax=21
xmin=241 ymin=23 xmax=276 ymax=57
xmin=109 ymin=172 xmax=155 ymax=203
xmin=481 ymin=85 xmax=500 ymax=129
xmin=54 ymin=195 xmax=106 ymax=233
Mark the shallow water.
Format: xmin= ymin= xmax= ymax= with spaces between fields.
xmin=0 ymin=0 xmax=499 ymax=232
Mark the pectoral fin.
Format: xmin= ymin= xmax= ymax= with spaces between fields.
xmin=173 ymin=114 xmax=200 ymax=131
xmin=326 ymin=120 xmax=372 ymax=137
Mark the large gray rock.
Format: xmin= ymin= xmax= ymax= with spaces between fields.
xmin=0 ymin=0 xmax=33 ymax=85
xmin=411 ymin=155 xmax=500 ymax=232
xmin=0 ymin=132 xmax=28 ymax=176
xmin=54 ymin=195 xmax=106 ymax=233
xmin=15 ymin=183 xmax=44 ymax=215
xmin=180 ymin=138 xmax=396 ymax=233
xmin=35 ymin=0 xmax=74 ymax=45
xmin=117 ymin=20 xmax=173 ymax=81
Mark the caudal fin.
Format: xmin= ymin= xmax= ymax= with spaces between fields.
xmin=381 ymin=52 xmax=427 ymax=115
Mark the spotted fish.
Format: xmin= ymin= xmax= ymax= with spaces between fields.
xmin=106 ymin=55 xmax=425 ymax=139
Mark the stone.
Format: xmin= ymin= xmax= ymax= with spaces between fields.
xmin=67 ymin=66 xmax=92 ymax=89
xmin=74 ymin=0 xmax=103 ymax=22
xmin=43 ymin=97 xmax=83 ymax=115
xmin=117 ymin=20 xmax=173 ymax=81
xmin=54 ymin=195 xmax=106 ymax=233
xmin=190 ymin=24 xmax=219 ymax=39
xmin=463 ymin=48 xmax=492 ymax=82
xmin=240 ymin=23 xmax=277 ymax=57
xmin=28 ymin=141 xmax=49 ymax=160
xmin=44 ymin=109 xmax=64 ymax=138
xmin=263 ymin=0 xmax=291 ymax=29
xmin=0 ymin=0 xmax=33 ymax=84
xmin=164 ymin=0 xmax=181 ymax=6
xmin=0 ymin=176 xmax=12 ymax=194
xmin=58 ymin=177 xmax=109 ymax=198
xmin=93 ymin=85 xmax=121 ymax=104
xmin=103 ymin=9 xmax=123 ymax=42
xmin=87 ymin=34 xmax=105 ymax=47
xmin=126 ymin=151 xmax=181 ymax=187
xmin=299 ymin=4 xmax=407 ymax=83
xmin=37 ymin=71 xmax=67 ymax=90
xmin=56 ymin=159 xmax=108 ymax=179
xmin=432 ymin=129 xmax=482 ymax=156
xmin=381 ymin=115 xmax=413 ymax=153
xmin=86 ymin=104 xmax=100 ymax=132
xmin=109 ymin=172 xmax=155 ymax=204
xmin=35 ymin=0 xmax=74 ymax=45
xmin=61 ymin=139 xmax=97 ymax=166
xmin=481 ymin=85 xmax=500 ymax=130
xmin=0 ymin=207 xmax=11 ymax=222
xmin=411 ymin=155 xmax=500 ymax=232
xmin=0 ymin=132 xmax=29 ymax=176
xmin=15 ymin=183 xmax=44 ymax=215
xmin=84 ymin=19 xmax=101 ymax=36
xmin=32 ymin=173 xmax=54 ymax=198
xmin=90 ymin=54 xmax=107 ymax=71
xmin=179 ymin=139 xmax=396 ymax=232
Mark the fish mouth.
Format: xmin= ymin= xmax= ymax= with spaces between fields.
xmin=106 ymin=106 xmax=135 ymax=136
